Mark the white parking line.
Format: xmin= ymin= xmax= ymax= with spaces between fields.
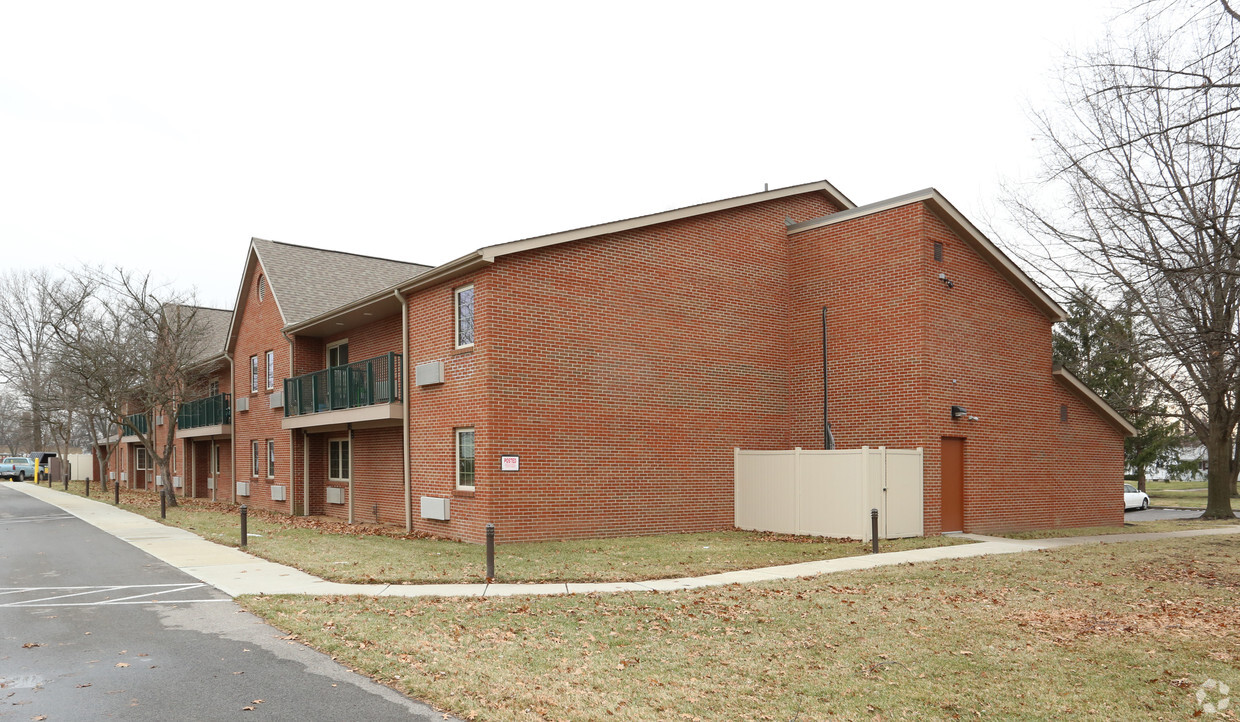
xmin=0 ymin=583 xmax=226 ymax=607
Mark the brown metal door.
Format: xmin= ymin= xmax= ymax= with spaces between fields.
xmin=941 ymin=437 xmax=964 ymax=532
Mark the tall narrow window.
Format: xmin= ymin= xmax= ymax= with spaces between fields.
xmin=327 ymin=340 xmax=349 ymax=368
xmin=265 ymin=350 xmax=275 ymax=390
xmin=456 ymin=428 xmax=475 ymax=489
xmin=251 ymin=440 xmax=260 ymax=477
xmin=250 ymin=356 xmax=258 ymax=393
xmin=329 ymin=438 xmax=350 ymax=481
xmin=267 ymin=439 xmax=275 ymax=478
xmin=211 ymin=445 xmax=220 ymax=475
xmin=135 ymin=446 xmax=149 ymax=471
xmin=455 ymin=285 xmax=474 ymax=348
xmin=208 ymin=379 xmax=220 ymax=396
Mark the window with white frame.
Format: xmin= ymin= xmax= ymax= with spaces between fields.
xmin=251 ymin=440 xmax=260 ymax=477
xmin=267 ymin=439 xmax=275 ymax=478
xmin=135 ymin=446 xmax=150 ymax=471
xmin=329 ymin=438 xmax=350 ymax=481
xmin=211 ymin=444 xmax=220 ymax=475
xmin=208 ymin=379 xmax=220 ymax=396
xmin=456 ymin=428 xmax=475 ymax=489
xmin=265 ymin=350 xmax=274 ymax=390
xmin=327 ymin=340 xmax=348 ymax=368
xmin=250 ymin=355 xmax=258 ymax=393
xmin=455 ymin=285 xmax=474 ymax=348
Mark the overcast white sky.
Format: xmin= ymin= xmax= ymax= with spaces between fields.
xmin=0 ymin=1 xmax=1121 ymax=310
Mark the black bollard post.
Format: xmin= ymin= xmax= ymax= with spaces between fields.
xmin=240 ymin=505 xmax=248 ymax=547
xmin=160 ymin=488 xmax=167 ymax=519
xmin=85 ymin=478 xmax=90 ymax=497
xmin=114 ymin=478 xmax=120 ymax=505
xmin=486 ymin=523 xmax=495 ymax=581
xmin=871 ymin=508 xmax=879 ymax=554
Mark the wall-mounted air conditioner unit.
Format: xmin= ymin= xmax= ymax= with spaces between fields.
xmin=270 ymin=485 xmax=287 ymax=501
xmin=155 ymin=475 xmax=164 ymax=487
xmin=236 ymin=397 xmax=250 ymax=412
xmin=236 ymin=481 xmax=251 ymax=497
xmin=415 ymin=360 xmax=444 ymax=386
xmin=207 ymin=476 xmax=215 ymax=490
xmin=156 ymin=415 xmax=165 ymax=426
xmin=269 ymin=391 xmax=284 ymax=409
xmin=420 ymin=496 xmax=450 ymax=520
xmin=326 ymin=487 xmax=345 ymax=505
xmin=172 ymin=476 xmax=183 ymax=489
xmin=120 ymin=472 xmax=127 ymax=482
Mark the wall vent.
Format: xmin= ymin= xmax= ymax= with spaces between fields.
xmin=420 ymin=496 xmax=450 ymax=520
xmin=326 ymin=486 xmax=346 ymax=505
xmin=236 ymin=481 xmax=251 ymax=497
xmin=270 ymin=484 xmax=287 ymax=501
xmin=207 ymin=476 xmax=215 ymax=490
xmin=415 ymin=360 xmax=445 ymax=386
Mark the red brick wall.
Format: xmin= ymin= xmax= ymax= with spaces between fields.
xmin=787 ymin=203 xmax=1126 ymax=534
xmin=232 ymin=260 xmax=293 ymax=513
xmin=405 ymin=191 xmax=842 ymax=542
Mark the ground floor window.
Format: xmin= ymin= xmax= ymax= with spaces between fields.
xmin=267 ymin=439 xmax=275 ymax=478
xmin=211 ymin=444 xmax=220 ymax=475
xmin=456 ymin=428 xmax=475 ymax=489
xmin=251 ymin=440 xmax=260 ymax=477
xmin=329 ymin=438 xmax=350 ymax=481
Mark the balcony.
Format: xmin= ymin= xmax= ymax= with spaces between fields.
xmin=120 ymin=413 xmax=148 ymax=441
xmin=176 ymin=393 xmax=232 ymax=439
xmin=282 ymin=352 xmax=403 ymax=430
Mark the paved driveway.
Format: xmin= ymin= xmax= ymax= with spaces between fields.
xmin=1125 ymin=506 xmax=1239 ymax=521
xmin=0 ymin=484 xmax=448 ymax=720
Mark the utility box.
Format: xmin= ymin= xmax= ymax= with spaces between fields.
xmin=420 ymin=496 xmax=450 ymax=520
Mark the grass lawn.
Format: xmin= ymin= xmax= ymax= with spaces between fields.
xmin=1149 ymin=488 xmax=1210 ymax=508
xmin=43 ymin=481 xmax=971 ymax=584
xmin=1144 ymin=480 xmax=1206 ymax=492
xmin=999 ymin=517 xmax=1240 ymax=539
xmin=240 ymin=534 xmax=1240 ymax=721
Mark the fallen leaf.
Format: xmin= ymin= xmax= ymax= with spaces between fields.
xmin=21 ymin=643 xmax=41 ymax=649
xmin=242 ymin=706 xmax=255 ymax=711
xmin=116 ymin=663 xmax=129 ymax=668
xmin=76 ymin=683 xmax=92 ymax=688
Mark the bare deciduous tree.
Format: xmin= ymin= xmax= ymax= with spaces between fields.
xmin=0 ymin=269 xmax=61 ymax=452
xmin=1007 ymin=1 xmax=1240 ymax=518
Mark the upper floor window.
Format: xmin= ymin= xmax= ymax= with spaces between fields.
xmin=327 ymin=340 xmax=348 ymax=368
xmin=208 ymin=379 xmax=220 ymax=396
xmin=250 ymin=355 xmax=258 ymax=393
xmin=455 ymin=285 xmax=474 ymax=348
xmin=265 ymin=350 xmax=275 ymax=390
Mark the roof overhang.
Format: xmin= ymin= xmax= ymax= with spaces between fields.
xmin=1052 ymin=364 xmax=1138 ymax=436
xmin=285 ymin=290 xmax=405 ymax=337
xmin=787 ymin=188 xmax=1066 ymax=323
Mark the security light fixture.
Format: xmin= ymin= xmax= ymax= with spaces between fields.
xmin=951 ymin=405 xmax=968 ymax=419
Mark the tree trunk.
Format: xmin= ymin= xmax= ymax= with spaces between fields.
xmin=161 ymin=460 xmax=179 ymax=508
xmin=1203 ymin=432 xmax=1237 ymax=519
xmin=1136 ymin=466 xmax=1147 ymax=494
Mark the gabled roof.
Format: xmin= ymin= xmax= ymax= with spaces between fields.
xmin=786 ymin=188 xmax=1067 ymax=323
xmin=189 ymin=306 xmax=233 ymax=365
xmin=1052 ymin=364 xmax=1138 ymax=436
xmin=227 ymin=238 xmax=432 ymax=348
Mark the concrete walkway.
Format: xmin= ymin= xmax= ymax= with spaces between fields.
xmin=8 ymin=481 xmax=1239 ymax=599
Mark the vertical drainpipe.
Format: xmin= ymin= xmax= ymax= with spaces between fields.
xmin=396 ymin=290 xmax=411 ymax=532
xmin=347 ymin=423 xmax=355 ymax=524
xmin=283 ymin=330 xmax=296 ymax=515
xmin=227 ymin=353 xmax=235 ymax=504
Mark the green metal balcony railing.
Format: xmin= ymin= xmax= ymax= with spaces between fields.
xmin=122 ymin=412 xmax=148 ymax=437
xmin=178 ymin=392 xmax=232 ymax=430
xmin=284 ymin=352 xmax=402 ymax=418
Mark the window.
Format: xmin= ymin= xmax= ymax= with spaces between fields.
xmin=329 ymin=438 xmax=350 ymax=481
xmin=251 ymin=440 xmax=260 ymax=477
xmin=208 ymin=379 xmax=220 ymax=396
xmin=211 ymin=444 xmax=220 ymax=475
xmin=250 ymin=355 xmax=258 ymax=393
xmin=267 ymin=439 xmax=275 ymax=478
xmin=456 ymin=428 xmax=475 ymax=489
xmin=258 ymin=275 xmax=266 ymax=302
xmin=327 ymin=340 xmax=348 ymax=368
xmin=135 ymin=446 xmax=150 ymax=471
xmin=455 ymin=285 xmax=474 ymax=348
xmin=171 ymin=447 xmax=176 ymax=473
xmin=265 ymin=350 xmax=275 ymax=390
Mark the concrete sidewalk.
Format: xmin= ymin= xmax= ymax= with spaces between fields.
xmin=8 ymin=481 xmax=1239 ymax=599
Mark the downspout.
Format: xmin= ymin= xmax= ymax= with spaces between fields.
xmin=396 ymin=290 xmax=411 ymax=532
xmin=822 ymin=307 xmax=836 ymax=450
xmin=347 ymin=423 xmax=355 ymax=524
xmin=227 ymin=353 xmax=235 ymax=504
xmin=282 ymin=329 xmax=296 ymax=515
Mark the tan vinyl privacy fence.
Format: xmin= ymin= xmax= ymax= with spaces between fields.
xmin=734 ymin=446 xmax=924 ymax=541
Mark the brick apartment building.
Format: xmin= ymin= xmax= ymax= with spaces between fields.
xmin=97 ymin=180 xmax=1133 ymax=542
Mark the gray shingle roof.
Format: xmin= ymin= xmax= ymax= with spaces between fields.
xmin=195 ymin=306 xmax=233 ymax=360
xmin=252 ymin=239 xmax=432 ymax=326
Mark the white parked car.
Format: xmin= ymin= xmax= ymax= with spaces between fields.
xmin=1124 ymin=483 xmax=1150 ymax=511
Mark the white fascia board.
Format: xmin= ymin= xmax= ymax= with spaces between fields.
xmin=476 ymin=180 xmax=854 ymax=262
xmin=787 ymin=188 xmax=1066 ymax=323
xmin=1053 ymin=366 xmax=1139 ymax=436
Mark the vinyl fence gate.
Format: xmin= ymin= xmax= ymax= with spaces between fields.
xmin=734 ymin=446 xmax=924 ymax=541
